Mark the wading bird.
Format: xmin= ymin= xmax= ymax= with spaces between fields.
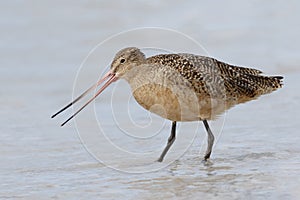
xmin=52 ymin=47 xmax=283 ymax=162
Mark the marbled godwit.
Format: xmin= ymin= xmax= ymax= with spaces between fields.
xmin=52 ymin=47 xmax=283 ymax=162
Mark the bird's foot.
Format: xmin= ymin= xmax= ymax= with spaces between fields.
xmin=201 ymin=158 xmax=213 ymax=166
xmin=157 ymin=157 xmax=163 ymax=162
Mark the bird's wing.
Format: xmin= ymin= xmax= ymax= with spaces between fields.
xmin=175 ymin=54 xmax=282 ymax=101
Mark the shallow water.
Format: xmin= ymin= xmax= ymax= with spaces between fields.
xmin=1 ymin=1 xmax=300 ymax=199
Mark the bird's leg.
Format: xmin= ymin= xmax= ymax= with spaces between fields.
xmin=203 ymin=120 xmax=215 ymax=161
xmin=157 ymin=121 xmax=177 ymax=162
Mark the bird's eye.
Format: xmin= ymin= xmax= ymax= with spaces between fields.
xmin=120 ymin=58 xmax=126 ymax=64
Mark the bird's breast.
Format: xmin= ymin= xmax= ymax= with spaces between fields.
xmin=132 ymin=83 xmax=183 ymax=121
xmin=127 ymin=67 xmax=202 ymax=121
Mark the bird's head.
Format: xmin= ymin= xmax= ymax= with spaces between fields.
xmin=52 ymin=47 xmax=146 ymax=126
xmin=110 ymin=47 xmax=146 ymax=78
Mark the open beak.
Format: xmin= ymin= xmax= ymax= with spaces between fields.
xmin=51 ymin=70 xmax=118 ymax=126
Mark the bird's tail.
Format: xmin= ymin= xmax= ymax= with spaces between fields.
xmin=257 ymin=75 xmax=283 ymax=94
xmin=237 ymin=74 xmax=283 ymax=104
xmin=271 ymin=76 xmax=284 ymax=87
xmin=224 ymin=73 xmax=283 ymax=105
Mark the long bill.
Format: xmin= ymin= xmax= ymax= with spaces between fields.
xmin=51 ymin=70 xmax=117 ymax=126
